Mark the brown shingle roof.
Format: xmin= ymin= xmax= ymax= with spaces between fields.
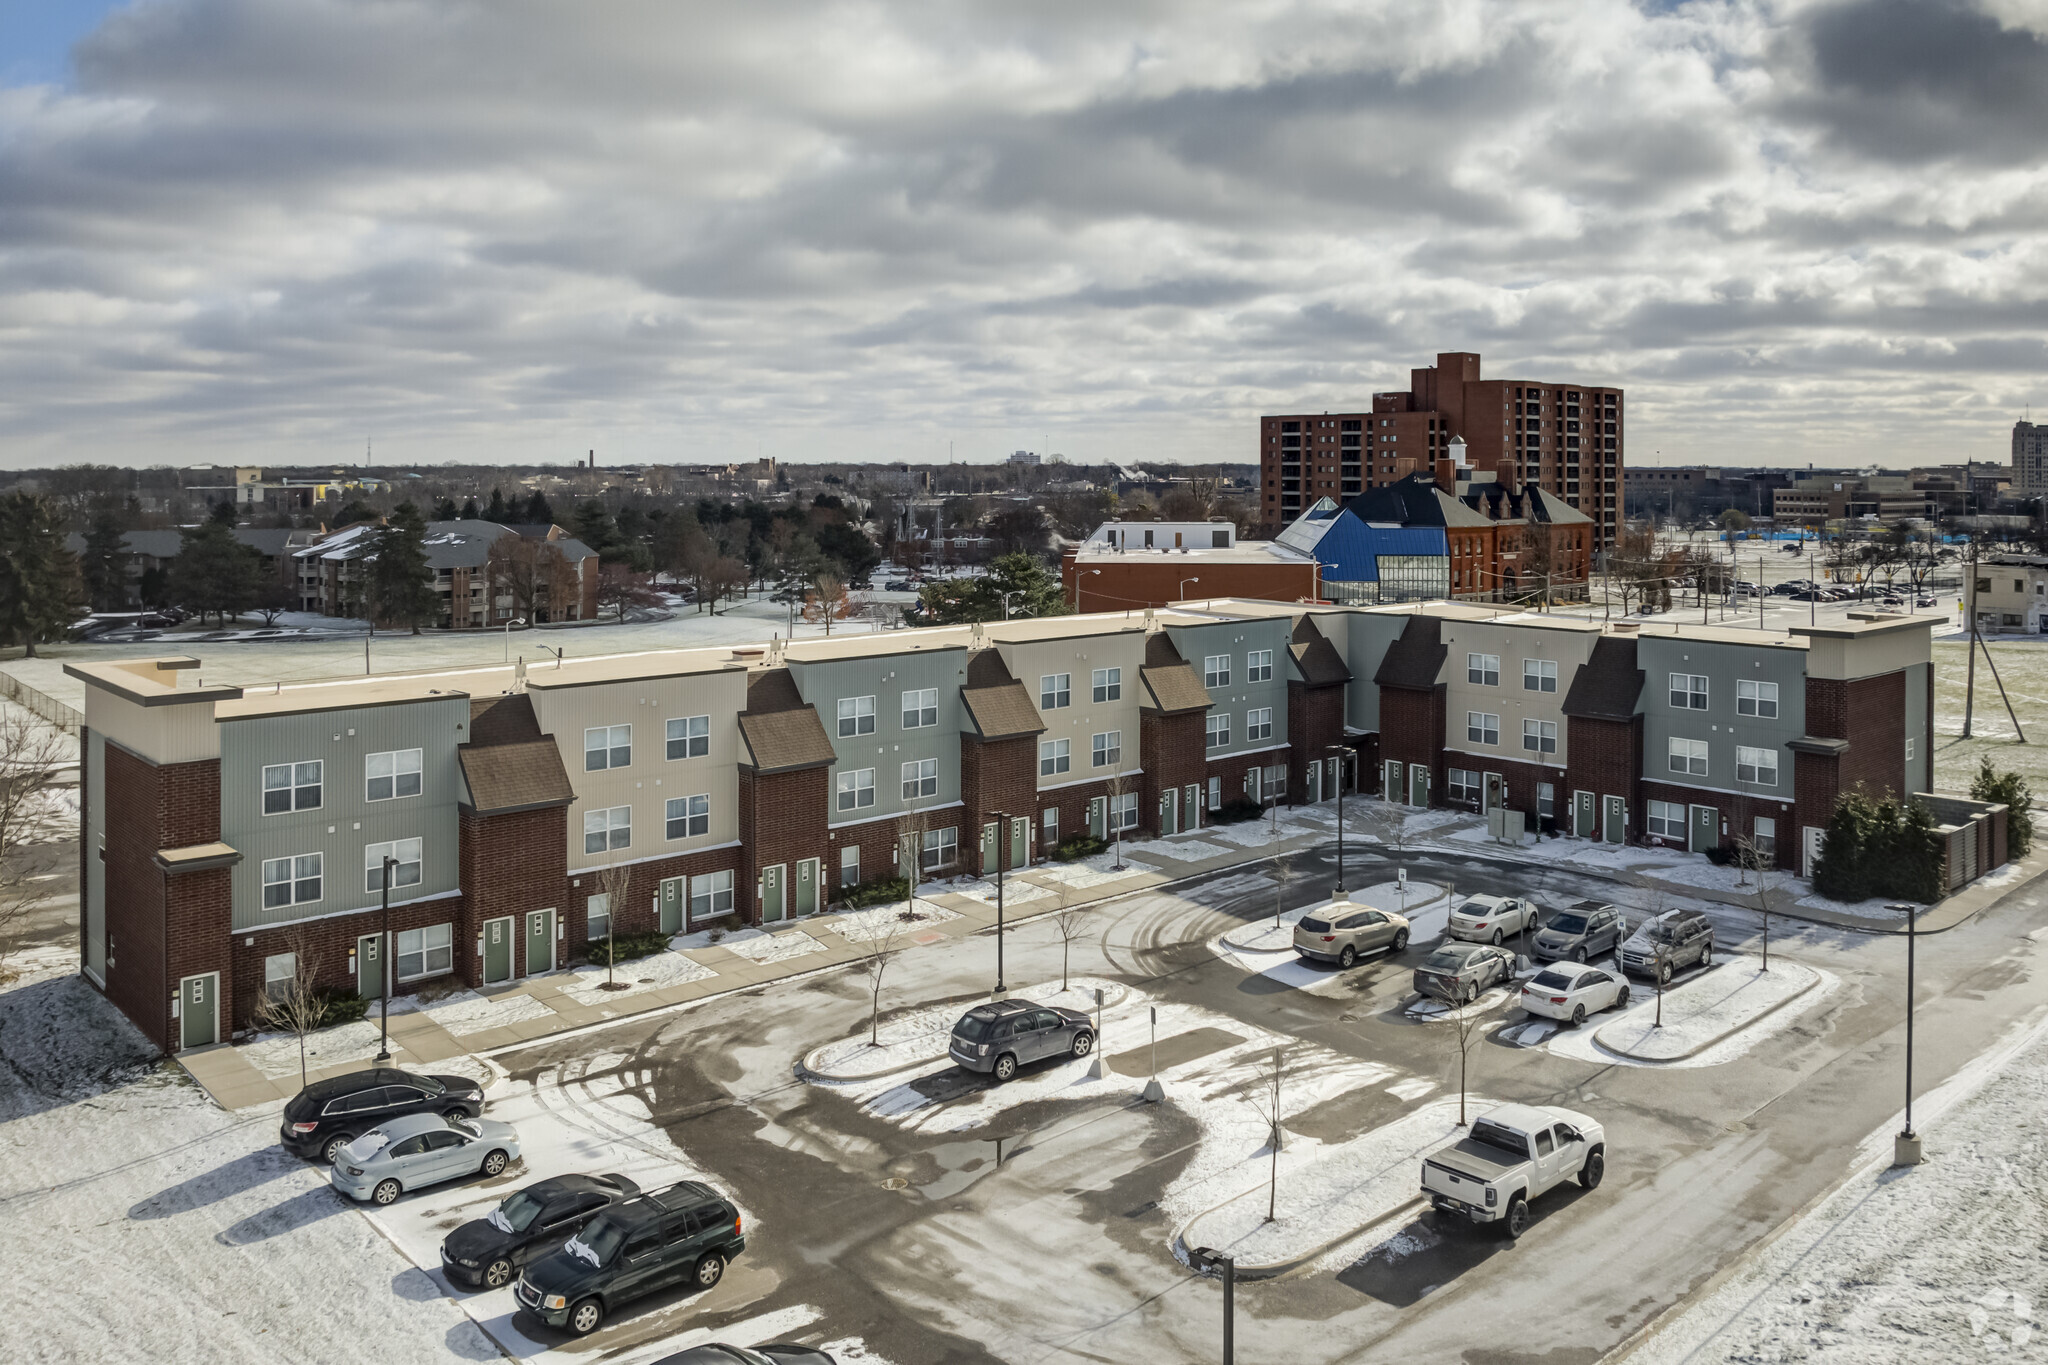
xmin=1373 ymin=616 xmax=1447 ymax=690
xmin=459 ymin=694 xmax=575 ymax=814
xmin=1289 ymin=616 xmax=1351 ymax=688
xmin=738 ymin=668 xmax=840 ymax=773
xmin=961 ymin=650 xmax=1046 ymax=740
xmin=1562 ymin=636 xmax=1644 ymax=721
xmin=1140 ymin=632 xmax=1212 ymax=715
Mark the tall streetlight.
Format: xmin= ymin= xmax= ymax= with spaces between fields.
xmin=989 ymin=809 xmax=1010 ymax=996
xmin=997 ymin=590 xmax=1023 ymax=620
xmin=373 ymin=854 xmax=398 ymax=1062
xmin=1188 ymin=1247 xmax=1236 ymax=1364
xmin=1179 ymin=576 xmax=1201 ymax=602
xmin=1325 ymin=745 xmax=1351 ymax=895
xmin=1892 ymin=902 xmax=1924 ymax=1165
xmin=501 ymin=616 xmax=526 ymax=663
xmin=1071 ymin=567 xmax=1101 ymax=611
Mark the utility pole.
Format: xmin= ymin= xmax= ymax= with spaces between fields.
xmin=1893 ymin=903 xmax=1923 ymax=1166
xmin=374 ymin=855 xmax=397 ymax=1062
xmin=1188 ymin=1247 xmax=1236 ymax=1364
xmin=1964 ymin=537 xmax=1979 ymax=738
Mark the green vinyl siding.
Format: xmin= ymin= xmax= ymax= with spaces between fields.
xmin=788 ymin=649 xmax=967 ymax=829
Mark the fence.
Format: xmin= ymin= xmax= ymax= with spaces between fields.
xmin=0 ymin=671 xmax=83 ymax=737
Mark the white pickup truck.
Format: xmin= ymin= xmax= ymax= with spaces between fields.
xmin=1419 ymin=1102 xmax=1605 ymax=1239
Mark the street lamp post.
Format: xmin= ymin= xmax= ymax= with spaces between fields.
xmin=1072 ymin=567 xmax=1101 ymax=611
xmin=374 ymin=854 xmax=397 ymax=1062
xmin=502 ymin=616 xmax=526 ymax=663
xmin=1188 ymin=1246 xmax=1236 ymax=1364
xmin=1179 ymin=576 xmax=1201 ymax=602
xmin=990 ymin=810 xmax=1010 ymax=996
xmin=1325 ymin=744 xmax=1350 ymax=895
xmin=1893 ymin=902 xmax=1924 ymax=1165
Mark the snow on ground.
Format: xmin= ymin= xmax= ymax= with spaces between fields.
xmin=669 ymin=922 xmax=758 ymax=950
xmin=559 ymin=947 xmax=718 ymax=1007
xmin=1208 ymin=811 xmax=1333 ymax=850
xmin=1630 ymin=1007 xmax=2048 ymax=1365
xmin=824 ymin=899 xmax=963 ymax=944
xmin=720 ymin=928 xmax=829 ymax=965
xmin=945 ymin=875 xmax=1056 ymax=908
xmin=0 ymin=974 xmax=498 ymax=1365
xmin=1114 ymin=835 xmax=1236 ymax=863
xmin=243 ymin=1018 xmax=399 ymax=1079
xmin=804 ymin=978 xmax=1127 ymax=1081
xmin=1029 ymin=850 xmax=1162 ymax=888
xmin=421 ymin=990 xmax=560 ymax=1037
xmin=1215 ymin=882 xmax=1448 ymax=954
xmin=1547 ymin=956 xmax=1838 ymax=1069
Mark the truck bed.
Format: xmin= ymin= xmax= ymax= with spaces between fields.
xmin=1425 ymin=1138 xmax=1524 ymax=1183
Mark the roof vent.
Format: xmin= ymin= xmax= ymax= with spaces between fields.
xmin=1611 ymin=622 xmax=1640 ymax=633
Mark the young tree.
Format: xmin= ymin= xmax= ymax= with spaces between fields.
xmin=1733 ymin=834 xmax=1778 ymax=971
xmin=250 ymin=574 xmax=296 ymax=626
xmin=1103 ymin=771 xmax=1134 ymax=870
xmin=368 ymin=501 xmax=439 ymax=634
xmin=804 ymin=573 xmax=851 ymax=635
xmin=0 ymin=492 xmax=85 ymax=654
xmin=856 ymin=916 xmax=905 ymax=1046
xmin=459 ymin=496 xmax=480 ymax=520
xmin=1443 ymin=978 xmax=1487 ymax=1126
xmin=596 ymin=565 xmax=663 ymax=620
xmin=594 ymin=863 xmax=634 ymax=992
xmin=250 ymin=932 xmax=330 ymax=1088
xmin=0 ymin=713 xmax=69 ymax=986
xmin=1971 ymin=758 xmax=2034 ymax=859
xmin=1242 ymin=1046 xmax=1289 ymax=1221
xmin=1046 ymin=886 xmax=1093 ymax=991
xmin=1268 ymin=805 xmax=1295 ymax=928
xmin=79 ymin=509 xmax=131 ymax=612
xmin=896 ymin=805 xmax=930 ymax=911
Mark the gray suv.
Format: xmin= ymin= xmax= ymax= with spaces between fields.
xmin=1618 ymin=909 xmax=1714 ymax=982
xmin=1532 ymin=900 xmax=1625 ymax=963
xmin=949 ymin=1000 xmax=1095 ymax=1082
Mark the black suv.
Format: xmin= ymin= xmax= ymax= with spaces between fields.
xmin=280 ymin=1067 xmax=486 ymax=1164
xmin=441 ymin=1173 xmax=642 ymax=1290
xmin=515 ymin=1181 xmax=746 ymax=1336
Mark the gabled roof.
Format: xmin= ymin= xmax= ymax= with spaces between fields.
xmin=1561 ymin=636 xmax=1644 ymax=721
xmin=1347 ymin=475 xmax=1494 ymax=529
xmin=1308 ymin=509 xmax=1447 ymax=583
xmin=1373 ymin=615 xmax=1447 ymax=690
xmin=458 ymin=694 xmax=576 ymax=815
xmin=737 ymin=668 xmax=839 ymax=774
xmin=1139 ymin=631 xmax=1212 ymax=715
xmin=1289 ymin=616 xmax=1351 ymax=688
xmin=960 ymin=649 xmax=1046 ymax=740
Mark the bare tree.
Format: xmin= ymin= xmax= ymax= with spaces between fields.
xmin=1241 ymin=1046 xmax=1289 ymax=1222
xmin=1443 ymin=985 xmax=1487 ymax=1127
xmin=249 ymin=931 xmax=330 ymax=1089
xmin=1046 ymin=885 xmax=1093 ymax=992
xmin=1103 ymin=771 xmax=1134 ymax=870
xmin=0 ymin=713 xmax=68 ymax=986
xmin=856 ymin=917 xmax=905 ymax=1046
xmin=1268 ymin=812 xmax=1295 ymax=929
xmin=1634 ymin=891 xmax=1675 ymax=1028
xmin=594 ymin=863 xmax=635 ymax=991
xmin=1733 ymin=835 xmax=1778 ymax=972
xmin=895 ymin=803 xmax=930 ymax=912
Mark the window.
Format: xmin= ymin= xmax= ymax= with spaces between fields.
xmin=1467 ymin=712 xmax=1500 ymax=746
xmin=1108 ymin=791 xmax=1139 ymax=832
xmin=837 ymin=767 xmax=875 ymax=811
xmin=1208 ymin=776 xmax=1221 ymax=810
xmin=1753 ymin=817 xmax=1777 ymax=862
xmin=1247 ymin=708 xmax=1273 ymax=742
xmin=1906 ymin=737 xmax=1916 ymax=761
xmin=395 ymin=923 xmax=453 ymax=981
xmin=261 ymin=853 xmax=322 ymax=909
xmin=365 ymin=749 xmax=422 ymax=802
xmin=901 ymin=758 xmax=938 ymax=800
xmin=691 ymin=870 xmax=735 ymax=919
xmin=365 ymin=838 xmax=422 ymax=892
xmin=1736 ymin=745 xmax=1778 ymax=786
xmin=836 ymin=695 xmax=875 ymax=738
xmin=584 ymin=725 xmax=630 ymax=770
xmin=666 ymin=715 xmax=710 ymax=759
xmin=1448 ymin=768 xmax=1480 ymax=804
xmin=840 ymin=844 xmax=860 ymax=888
xmin=1647 ymin=800 xmax=1685 ymax=838
xmin=1523 ymin=659 xmax=1558 ymax=693
xmin=1522 ymin=719 xmax=1557 ymax=755
xmin=1039 ymin=674 xmax=1070 ymax=710
xmin=261 ymin=760 xmax=322 ymax=815
xmin=1204 ymin=655 xmax=1231 ymax=689
xmin=1467 ymin=653 xmax=1500 ymax=686
xmin=1091 ymin=667 xmax=1121 ymax=703
xmin=1667 ymin=737 xmax=1709 ymax=776
xmin=1042 ymin=806 xmax=1059 ymax=846
xmin=1039 ymin=738 xmax=1070 ymax=776
xmin=1669 ymin=673 xmax=1708 ymax=710
xmin=666 ymin=793 xmax=711 ymax=839
xmin=583 ymin=806 xmax=630 ymax=854
xmin=1537 ymin=783 xmax=1555 ymax=820
xmin=263 ymin=952 xmax=297 ymax=1002
xmin=1206 ymin=713 xmax=1231 ymax=749
xmin=1247 ymin=650 xmax=1273 ymax=682
xmin=922 ymin=826 xmax=958 ymax=871
xmin=586 ymin=892 xmax=610 ymax=942
xmin=1737 ymin=680 xmax=1778 ymax=718
xmin=1092 ymin=731 xmax=1121 ymax=767
xmin=901 ymin=688 xmax=938 ymax=729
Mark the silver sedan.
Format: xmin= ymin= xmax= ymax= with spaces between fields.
xmin=1412 ymin=944 xmax=1518 ymax=1004
xmin=330 ymin=1110 xmax=520 ymax=1206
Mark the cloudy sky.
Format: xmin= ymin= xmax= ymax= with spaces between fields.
xmin=1 ymin=0 xmax=2044 ymax=470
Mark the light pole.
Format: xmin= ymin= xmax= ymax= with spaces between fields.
xmin=1072 ymin=567 xmax=1101 ymax=611
xmin=990 ymin=809 xmax=1010 ymax=996
xmin=997 ymin=590 xmax=1022 ymax=620
xmin=501 ymin=616 xmax=526 ymax=663
xmin=1188 ymin=1246 xmax=1235 ymax=1364
xmin=1893 ymin=902 xmax=1924 ymax=1165
xmin=1325 ymin=744 xmax=1350 ymax=895
xmin=1179 ymin=576 xmax=1201 ymax=602
xmin=374 ymin=854 xmax=397 ymax=1062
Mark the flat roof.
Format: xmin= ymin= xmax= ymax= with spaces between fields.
xmin=65 ymin=657 xmax=244 ymax=707
xmin=1621 ymin=622 xmax=1810 ymax=649
xmin=1071 ymin=543 xmax=1312 ymax=565
xmin=1791 ymin=613 xmax=1941 ymax=641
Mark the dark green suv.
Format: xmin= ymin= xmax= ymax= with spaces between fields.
xmin=514 ymin=1181 xmax=745 ymax=1337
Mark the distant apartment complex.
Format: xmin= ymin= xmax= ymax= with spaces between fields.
xmin=293 ymin=520 xmax=599 ymax=627
xmin=1259 ymin=351 xmax=1621 ymax=549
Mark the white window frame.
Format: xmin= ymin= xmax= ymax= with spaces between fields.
xmin=1523 ymin=659 xmax=1558 ymax=693
xmin=1669 ymin=673 xmax=1709 ymax=710
xmin=1736 ymin=745 xmax=1778 ymax=786
xmin=1206 ymin=713 xmax=1231 ymax=749
xmin=1042 ymin=806 xmax=1060 ymax=847
xmin=583 ymin=806 xmax=631 ymax=854
xmin=584 ymin=724 xmax=631 ymax=771
xmin=364 ymin=748 xmax=422 ymax=802
xmin=1110 ymin=791 xmax=1139 ymax=832
xmin=1039 ymin=673 xmax=1071 ymax=710
xmin=666 ymin=793 xmax=711 ymax=839
xmin=1522 ymin=718 xmax=1557 ymax=755
xmin=837 ymin=767 xmax=875 ymax=812
xmin=666 ymin=715 xmax=711 ymax=759
xmin=1447 ymin=768 xmax=1480 ymax=804
xmin=837 ymin=695 xmax=876 ymax=738
xmin=263 ymin=951 xmax=297 ymax=1002
xmin=1468 ymin=653 xmax=1500 ymax=686
xmin=839 ymin=844 xmax=860 ymax=887
xmin=394 ymin=923 xmax=453 ymax=982
xmin=1091 ymin=731 xmax=1122 ymax=768
xmin=1647 ymin=800 xmax=1685 ymax=838
xmin=921 ymin=826 xmax=958 ymax=871
xmin=690 ymin=870 xmax=735 ymax=919
xmin=901 ymin=757 xmax=938 ymax=800
xmin=1039 ymin=738 xmax=1070 ymax=776
xmin=1246 ymin=708 xmax=1273 ymax=742
xmin=1737 ymin=679 xmax=1779 ymax=719
xmin=1247 ymin=650 xmax=1274 ymax=682
xmin=1467 ymin=711 xmax=1500 ymax=746
xmin=1204 ymin=655 xmax=1231 ymax=689
xmin=1091 ymin=667 xmax=1121 ymax=703
xmin=261 ymin=853 xmax=322 ymax=909
xmin=261 ymin=760 xmax=322 ymax=815
xmin=901 ymin=688 xmax=938 ymax=730
xmin=365 ymin=838 xmax=423 ymax=892
xmin=1668 ymin=737 xmax=1709 ymax=777
xmin=586 ymin=892 xmax=610 ymax=942
xmin=1753 ymin=816 xmax=1777 ymax=861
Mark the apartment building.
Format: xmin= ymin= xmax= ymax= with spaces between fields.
xmin=76 ymin=598 xmax=1943 ymax=1054
xmin=1968 ymin=554 xmax=2048 ymax=634
xmin=2014 ymin=421 xmax=2048 ymax=496
xmin=1259 ymin=351 xmax=1622 ymax=549
xmin=295 ymin=520 xmax=599 ymax=627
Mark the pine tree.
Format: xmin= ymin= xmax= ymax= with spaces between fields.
xmin=167 ymin=518 xmax=261 ymax=626
xmin=0 ymin=492 xmax=85 ymax=655
xmin=431 ymin=497 xmax=458 ymax=521
xmin=369 ymin=501 xmax=440 ymax=634
xmin=484 ymin=488 xmax=509 ymax=521
xmin=80 ymin=509 xmax=131 ymax=612
xmin=1971 ymin=759 xmax=2034 ymax=859
xmin=523 ymin=490 xmax=555 ymax=525
xmin=459 ymin=497 xmax=479 ymax=520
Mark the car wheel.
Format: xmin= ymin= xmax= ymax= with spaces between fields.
xmin=1569 ymin=1004 xmax=1585 ymax=1028
xmin=481 ymin=1149 xmax=509 ymax=1177
xmin=1571 ymin=947 xmax=1587 ymax=963
xmin=320 ymin=1132 xmax=354 ymax=1165
xmin=1462 ymin=982 xmax=1478 ymax=1005
xmin=1580 ymin=1146 xmax=1606 ymax=1190
xmin=1490 ymin=929 xmax=1504 ymax=946
xmin=483 ymin=1258 xmax=515 ymax=1289
xmin=568 ymin=1297 xmax=604 ymax=1336
xmin=1700 ymin=943 xmax=1713 ymax=968
xmin=992 ymin=1053 xmax=1018 ymax=1083
xmin=1391 ymin=929 xmax=1409 ymax=952
xmin=693 ymin=1253 xmax=725 ymax=1290
xmin=1070 ymin=1030 xmax=1094 ymax=1059
xmin=372 ymin=1179 xmax=402 ymax=1206
xmin=1338 ymin=945 xmax=1357 ymax=969
xmin=1658 ymin=961 xmax=1673 ymax=986
xmin=1616 ymin=985 xmax=1631 ymax=1009
xmin=1503 ymin=1195 xmax=1530 ymax=1240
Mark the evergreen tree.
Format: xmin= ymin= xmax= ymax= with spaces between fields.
xmin=917 ymin=553 xmax=1069 ymax=625
xmin=459 ymin=497 xmax=479 ymax=520
xmin=331 ymin=499 xmax=379 ymax=528
xmin=80 ymin=509 xmax=131 ymax=612
xmin=0 ymin=492 xmax=85 ymax=655
xmin=522 ymin=490 xmax=554 ymax=525
xmin=1971 ymin=758 xmax=2034 ymax=859
xmin=573 ymin=500 xmax=618 ymax=556
xmin=432 ymin=497 xmax=458 ymax=521
xmin=484 ymin=488 xmax=509 ymax=521
xmin=167 ymin=518 xmax=261 ymax=626
xmin=368 ymin=501 xmax=440 ymax=634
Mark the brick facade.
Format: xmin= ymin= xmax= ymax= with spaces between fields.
xmin=460 ymin=804 xmax=571 ymax=970
xmin=1140 ymin=712 xmax=1209 ymax=833
xmin=1441 ymin=750 xmax=1568 ymax=830
xmin=1285 ymin=682 xmax=1348 ymax=801
xmin=1564 ymin=715 xmax=1642 ymax=837
xmin=229 ymin=892 xmax=466 ymax=1035
xmin=1639 ymin=778 xmax=1797 ymax=858
xmin=1379 ymin=686 xmax=1446 ymax=795
xmin=959 ymin=735 xmax=1041 ymax=870
xmin=739 ymin=766 xmax=832 ymax=923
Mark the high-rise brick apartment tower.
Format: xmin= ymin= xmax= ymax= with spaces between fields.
xmin=2013 ymin=420 xmax=2048 ymax=495
xmin=1259 ymin=351 xmax=1623 ymax=551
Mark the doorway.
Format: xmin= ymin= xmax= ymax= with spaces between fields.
xmin=1602 ymin=795 xmax=1628 ymax=844
xmin=1574 ymin=790 xmax=1596 ymax=838
xmin=1305 ymin=759 xmax=1322 ymax=804
xmin=761 ymin=864 xmax=786 ymax=922
xmin=1483 ymin=773 xmax=1504 ymax=815
xmin=1183 ymin=784 xmax=1201 ymax=831
xmin=1159 ymin=789 xmax=1178 ymax=835
xmin=659 ymin=876 xmax=685 ymax=934
xmin=1407 ymin=764 xmax=1431 ymax=808
xmin=1385 ymin=760 xmax=1406 ymax=804
xmin=178 ymin=973 xmax=218 ymax=1050
xmin=525 ymin=909 xmax=555 ymax=977
xmin=794 ymin=858 xmax=819 ymax=917
xmin=1010 ymin=815 xmax=1030 ymax=866
xmin=482 ymin=917 xmax=513 ymax=984
xmin=1688 ymin=804 xmax=1719 ymax=855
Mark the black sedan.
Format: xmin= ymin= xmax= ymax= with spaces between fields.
xmin=441 ymin=1173 xmax=642 ymax=1290
xmin=655 ymin=1347 xmax=836 ymax=1365
xmin=280 ymin=1066 xmax=486 ymax=1164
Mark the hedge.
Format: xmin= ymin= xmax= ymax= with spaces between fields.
xmin=841 ymin=875 xmax=909 ymax=909
xmin=1811 ymin=790 xmax=1945 ymax=905
xmin=585 ymin=930 xmax=672 ymax=965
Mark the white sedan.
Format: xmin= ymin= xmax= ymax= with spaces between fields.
xmin=1446 ymin=895 xmax=1541 ymax=945
xmin=1521 ymin=964 xmax=1630 ymax=1027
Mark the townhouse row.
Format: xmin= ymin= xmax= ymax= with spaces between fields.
xmin=73 ymin=598 xmax=1936 ymax=1053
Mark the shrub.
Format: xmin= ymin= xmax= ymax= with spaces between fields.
xmin=1812 ymin=789 xmax=1945 ymax=904
xmin=841 ymin=875 xmax=909 ymax=909
xmin=1212 ymin=797 xmax=1265 ymax=825
xmin=313 ymin=987 xmax=370 ymax=1026
xmin=1970 ymin=758 xmax=2034 ymax=859
xmin=586 ymin=930 xmax=671 ymax=965
xmin=1703 ymin=845 xmax=1736 ymax=866
xmin=1051 ymin=834 xmax=1106 ymax=863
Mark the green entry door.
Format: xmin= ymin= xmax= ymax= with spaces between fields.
xmin=980 ymin=822 xmax=1000 ymax=874
xmin=1183 ymin=785 xmax=1201 ymax=832
xmin=1010 ymin=815 xmax=1030 ymax=866
xmin=1159 ymin=789 xmax=1177 ymax=835
xmin=1408 ymin=764 xmax=1431 ymax=808
xmin=356 ymin=934 xmax=385 ymax=1000
xmin=1689 ymin=804 xmax=1719 ymax=854
xmin=794 ymin=858 xmax=819 ymax=916
xmin=1088 ymin=797 xmax=1107 ymax=839
xmin=761 ymin=864 xmax=786 ymax=922
xmin=525 ymin=908 xmax=555 ymax=977
xmin=482 ymin=917 xmax=513 ymax=984
xmin=659 ymin=877 xmax=686 ymax=934
xmin=1574 ymin=791 xmax=1597 ymax=838
xmin=1603 ymin=795 xmax=1628 ymax=843
xmin=178 ymin=973 xmax=217 ymax=1050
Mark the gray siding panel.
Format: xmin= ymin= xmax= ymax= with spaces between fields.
xmin=791 ymin=651 xmax=971 ymax=831
xmin=1638 ymin=638 xmax=1806 ymax=801
xmin=1166 ymin=618 xmax=1292 ymax=758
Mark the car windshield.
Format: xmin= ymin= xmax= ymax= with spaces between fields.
xmin=954 ymin=1013 xmax=997 ymax=1042
xmin=565 ymin=1218 xmax=627 ymax=1268
xmin=1549 ymin=914 xmax=1589 ymax=935
xmin=1646 ymin=922 xmax=1685 ymax=943
xmin=416 ymin=1075 xmax=447 ymax=1096
xmin=1423 ymin=948 xmax=1472 ymax=971
xmin=1298 ymin=917 xmax=1331 ymax=934
xmin=1530 ymin=970 xmax=1575 ymax=990
xmin=491 ymin=1190 xmax=547 ymax=1234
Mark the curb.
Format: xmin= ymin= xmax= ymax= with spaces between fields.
xmin=1172 ymin=1186 xmax=1428 ymax=1281
xmin=1592 ymin=964 xmax=1822 ymax=1062
xmin=800 ymin=981 xmax=1133 ymax=1082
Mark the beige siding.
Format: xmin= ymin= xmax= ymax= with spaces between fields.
xmin=1803 ymin=628 xmax=1932 ymax=681
xmin=995 ymin=630 xmax=1148 ymax=791
xmin=1441 ymin=619 xmax=1597 ymax=770
xmin=84 ymin=689 xmax=220 ymax=765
